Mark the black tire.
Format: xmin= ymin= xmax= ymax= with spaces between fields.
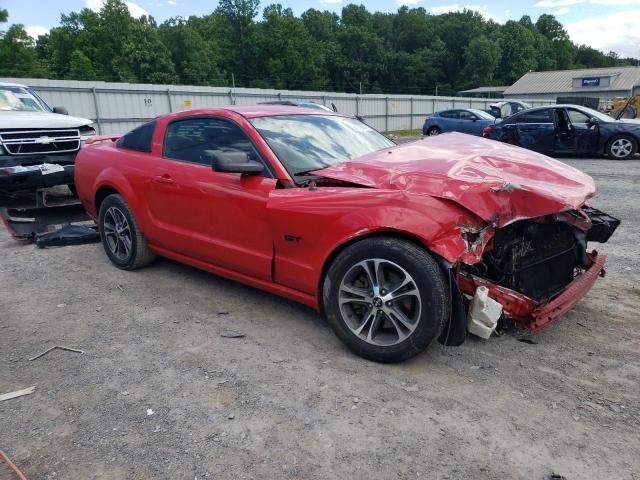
xmin=606 ymin=134 xmax=637 ymax=160
xmin=427 ymin=127 xmax=442 ymax=136
xmin=322 ymin=237 xmax=449 ymax=363
xmin=98 ymin=193 xmax=155 ymax=270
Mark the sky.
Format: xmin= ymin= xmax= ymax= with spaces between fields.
xmin=3 ymin=0 xmax=640 ymax=58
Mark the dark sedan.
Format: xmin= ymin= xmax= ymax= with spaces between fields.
xmin=484 ymin=105 xmax=640 ymax=159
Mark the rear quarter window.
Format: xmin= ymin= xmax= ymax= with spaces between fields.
xmin=116 ymin=121 xmax=156 ymax=153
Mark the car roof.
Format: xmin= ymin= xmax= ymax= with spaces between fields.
xmin=174 ymin=105 xmax=344 ymax=119
xmin=0 ymin=81 xmax=28 ymax=88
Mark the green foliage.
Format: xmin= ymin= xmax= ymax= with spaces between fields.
xmin=67 ymin=50 xmax=97 ymax=80
xmin=0 ymin=1 xmax=637 ymax=92
xmin=0 ymin=24 xmax=50 ymax=77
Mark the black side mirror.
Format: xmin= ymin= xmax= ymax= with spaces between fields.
xmin=205 ymin=150 xmax=264 ymax=174
xmin=53 ymin=106 xmax=69 ymax=115
xmin=470 ymin=116 xmax=478 ymax=121
xmin=588 ymin=117 xmax=600 ymax=125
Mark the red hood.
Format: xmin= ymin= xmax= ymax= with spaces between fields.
xmin=313 ymin=133 xmax=595 ymax=226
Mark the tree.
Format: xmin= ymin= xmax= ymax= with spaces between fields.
xmin=2 ymin=3 xmax=638 ymax=92
xmin=0 ymin=24 xmax=50 ymax=77
xmin=67 ymin=49 xmax=97 ymax=80
xmin=121 ymin=18 xmax=176 ymax=83
xmin=498 ymin=21 xmax=539 ymax=84
xmin=460 ymin=36 xmax=501 ymax=88
xmin=159 ymin=18 xmax=224 ymax=86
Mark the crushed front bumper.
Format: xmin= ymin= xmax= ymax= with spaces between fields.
xmin=456 ymin=251 xmax=607 ymax=333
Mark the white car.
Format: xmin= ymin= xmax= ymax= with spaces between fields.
xmin=0 ymin=81 xmax=96 ymax=192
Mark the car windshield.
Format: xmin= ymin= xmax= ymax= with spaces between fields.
xmin=0 ymin=86 xmax=50 ymax=112
xmin=469 ymin=109 xmax=495 ymax=120
xmin=250 ymin=114 xmax=394 ymax=177
xmin=578 ymin=107 xmax=613 ymax=123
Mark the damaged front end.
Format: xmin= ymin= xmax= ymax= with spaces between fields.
xmin=455 ymin=206 xmax=619 ymax=333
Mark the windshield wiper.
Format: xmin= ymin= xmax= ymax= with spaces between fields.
xmin=293 ymin=169 xmax=323 ymax=177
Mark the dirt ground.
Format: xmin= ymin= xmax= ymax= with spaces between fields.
xmin=1 ymin=157 xmax=639 ymax=480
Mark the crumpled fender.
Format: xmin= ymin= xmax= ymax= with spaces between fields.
xmin=267 ymin=187 xmax=492 ymax=296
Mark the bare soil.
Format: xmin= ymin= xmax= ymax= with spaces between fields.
xmin=1 ymin=157 xmax=639 ymax=480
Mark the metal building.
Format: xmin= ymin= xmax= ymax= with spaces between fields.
xmin=503 ymin=66 xmax=640 ymax=102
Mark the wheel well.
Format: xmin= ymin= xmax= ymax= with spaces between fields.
xmin=317 ymin=231 xmax=438 ymax=315
xmin=607 ymin=133 xmax=638 ymax=145
xmin=95 ymin=186 xmax=119 ymax=213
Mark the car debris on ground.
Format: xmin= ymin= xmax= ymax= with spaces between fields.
xmin=0 ymin=386 xmax=36 ymax=402
xmin=28 ymin=345 xmax=84 ymax=361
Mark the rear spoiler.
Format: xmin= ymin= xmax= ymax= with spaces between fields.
xmin=84 ymin=135 xmax=121 ymax=146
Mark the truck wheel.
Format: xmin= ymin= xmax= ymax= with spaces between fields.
xmin=98 ymin=194 xmax=155 ymax=270
xmin=607 ymin=135 xmax=637 ymax=159
xmin=322 ymin=237 xmax=449 ymax=363
xmin=427 ymin=127 xmax=442 ymax=136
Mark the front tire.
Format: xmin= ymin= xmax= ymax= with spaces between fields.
xmin=98 ymin=194 xmax=155 ymax=270
xmin=427 ymin=127 xmax=442 ymax=136
xmin=322 ymin=237 xmax=449 ymax=363
xmin=607 ymin=135 xmax=637 ymax=159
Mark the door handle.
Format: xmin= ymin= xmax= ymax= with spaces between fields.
xmin=154 ymin=174 xmax=175 ymax=185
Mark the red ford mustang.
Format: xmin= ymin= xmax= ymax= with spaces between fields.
xmin=75 ymin=106 xmax=618 ymax=362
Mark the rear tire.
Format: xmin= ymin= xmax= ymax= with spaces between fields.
xmin=606 ymin=134 xmax=637 ymax=160
xmin=427 ymin=127 xmax=442 ymax=136
xmin=98 ymin=194 xmax=155 ymax=270
xmin=322 ymin=237 xmax=449 ymax=363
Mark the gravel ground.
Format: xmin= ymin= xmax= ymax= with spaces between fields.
xmin=1 ymin=157 xmax=639 ymax=480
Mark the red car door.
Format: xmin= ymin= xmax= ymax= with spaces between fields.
xmin=144 ymin=116 xmax=276 ymax=281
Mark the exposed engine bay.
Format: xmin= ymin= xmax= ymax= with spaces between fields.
xmin=456 ymin=206 xmax=619 ymax=334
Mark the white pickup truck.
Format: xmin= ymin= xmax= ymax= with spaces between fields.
xmin=0 ymin=81 xmax=96 ymax=192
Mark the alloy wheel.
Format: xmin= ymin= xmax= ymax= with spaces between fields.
xmin=102 ymin=206 xmax=132 ymax=261
xmin=610 ymin=138 xmax=633 ymax=158
xmin=338 ymin=259 xmax=422 ymax=346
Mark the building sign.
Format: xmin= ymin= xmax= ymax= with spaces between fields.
xmin=581 ymin=77 xmax=601 ymax=87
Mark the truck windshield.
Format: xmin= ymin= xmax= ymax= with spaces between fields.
xmin=250 ymin=114 xmax=394 ymax=177
xmin=0 ymin=86 xmax=51 ymax=112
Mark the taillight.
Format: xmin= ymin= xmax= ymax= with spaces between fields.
xmin=482 ymin=127 xmax=492 ymax=137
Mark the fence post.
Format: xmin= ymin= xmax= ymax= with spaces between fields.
xmin=410 ymin=97 xmax=414 ymax=130
xmin=356 ymin=94 xmax=359 ymax=117
xmin=385 ymin=97 xmax=389 ymax=132
xmin=166 ymin=89 xmax=173 ymax=113
xmin=91 ymin=87 xmax=102 ymax=134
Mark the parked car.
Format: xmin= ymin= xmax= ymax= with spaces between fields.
xmin=0 ymin=81 xmax=96 ymax=192
xmin=486 ymin=100 xmax=531 ymax=119
xmin=258 ymin=100 xmax=335 ymax=112
xmin=484 ymin=104 xmax=640 ymax=159
xmin=75 ymin=106 xmax=618 ymax=362
xmin=422 ymin=108 xmax=495 ymax=136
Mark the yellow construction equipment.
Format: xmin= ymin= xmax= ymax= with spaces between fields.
xmin=610 ymin=95 xmax=640 ymax=119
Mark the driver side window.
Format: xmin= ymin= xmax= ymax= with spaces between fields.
xmin=566 ymin=109 xmax=591 ymax=124
xmin=164 ymin=117 xmax=266 ymax=171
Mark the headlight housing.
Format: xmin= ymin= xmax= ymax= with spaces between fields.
xmin=79 ymin=125 xmax=97 ymax=147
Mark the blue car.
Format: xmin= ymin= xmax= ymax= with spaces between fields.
xmin=423 ymin=108 xmax=496 ymax=136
